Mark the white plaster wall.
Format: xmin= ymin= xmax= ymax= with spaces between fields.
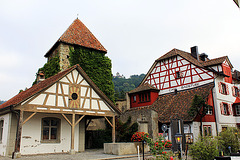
xmin=192 ymin=122 xmax=200 ymax=141
xmin=214 ymin=77 xmax=240 ymax=125
xmin=0 ymin=113 xmax=10 ymax=156
xmin=20 ymin=113 xmax=81 ymax=155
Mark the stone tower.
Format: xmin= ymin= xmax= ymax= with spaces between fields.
xmin=44 ymin=18 xmax=107 ymax=71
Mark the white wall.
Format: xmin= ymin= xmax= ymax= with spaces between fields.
xmin=214 ymin=76 xmax=240 ymax=131
xmin=20 ymin=112 xmax=82 ymax=155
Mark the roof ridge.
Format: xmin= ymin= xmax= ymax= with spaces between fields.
xmin=45 ymin=18 xmax=107 ymax=57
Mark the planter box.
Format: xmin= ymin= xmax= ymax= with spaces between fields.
xmin=104 ymin=142 xmax=149 ymax=155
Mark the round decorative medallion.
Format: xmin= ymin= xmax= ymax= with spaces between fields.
xmin=71 ymin=93 xmax=78 ymax=100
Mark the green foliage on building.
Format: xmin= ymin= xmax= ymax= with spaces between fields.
xmin=113 ymin=74 xmax=145 ymax=100
xmin=32 ymin=55 xmax=60 ymax=85
xmin=69 ymin=46 xmax=115 ymax=102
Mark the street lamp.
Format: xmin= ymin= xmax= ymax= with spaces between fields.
xmin=175 ymin=133 xmax=182 ymax=158
xmin=175 ymin=133 xmax=182 ymax=144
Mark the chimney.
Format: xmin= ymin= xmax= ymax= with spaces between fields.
xmin=190 ymin=46 xmax=199 ymax=61
xmin=36 ymin=71 xmax=45 ymax=84
xmin=199 ymin=53 xmax=208 ymax=61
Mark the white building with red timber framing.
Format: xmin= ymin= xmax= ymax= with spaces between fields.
xmin=126 ymin=46 xmax=240 ymax=140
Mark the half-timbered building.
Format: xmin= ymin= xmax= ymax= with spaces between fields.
xmin=0 ymin=65 xmax=120 ymax=157
xmin=125 ymin=46 xmax=240 ymax=141
xmin=0 ymin=18 xmax=120 ymax=157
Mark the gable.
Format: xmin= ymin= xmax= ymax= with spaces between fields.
xmin=143 ymin=55 xmax=214 ymax=95
xmin=22 ymin=69 xmax=113 ymax=113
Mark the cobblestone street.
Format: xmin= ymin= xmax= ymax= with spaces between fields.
xmin=0 ymin=149 xmax=150 ymax=160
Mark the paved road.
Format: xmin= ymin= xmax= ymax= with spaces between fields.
xmin=0 ymin=149 xmax=151 ymax=160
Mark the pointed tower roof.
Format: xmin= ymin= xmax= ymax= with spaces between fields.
xmin=45 ymin=18 xmax=107 ymax=57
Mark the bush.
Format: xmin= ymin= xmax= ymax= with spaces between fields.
xmin=131 ymin=132 xmax=149 ymax=142
xmin=217 ymin=127 xmax=240 ymax=155
xmin=189 ymin=136 xmax=218 ymax=160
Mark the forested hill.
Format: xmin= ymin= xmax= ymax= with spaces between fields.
xmin=0 ymin=101 xmax=6 ymax=105
xmin=113 ymin=74 xmax=145 ymax=100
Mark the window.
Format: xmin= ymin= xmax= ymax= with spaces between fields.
xmin=0 ymin=120 xmax=3 ymax=143
xmin=223 ymin=103 xmax=229 ymax=115
xmin=206 ymin=106 xmax=213 ymax=115
xmin=221 ymin=83 xmax=227 ymax=95
xmin=176 ymin=71 xmax=180 ymax=79
xmin=233 ymin=87 xmax=239 ymax=97
xmin=133 ymin=96 xmax=136 ymax=102
xmin=139 ymin=92 xmax=150 ymax=103
xmin=203 ymin=125 xmax=212 ymax=136
xmin=41 ymin=118 xmax=60 ymax=143
xmin=234 ymin=105 xmax=240 ymax=116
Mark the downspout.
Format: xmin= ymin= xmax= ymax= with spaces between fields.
xmin=10 ymin=105 xmax=20 ymax=159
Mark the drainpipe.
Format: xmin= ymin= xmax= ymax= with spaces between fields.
xmin=10 ymin=105 xmax=20 ymax=159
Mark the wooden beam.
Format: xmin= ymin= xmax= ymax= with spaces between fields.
xmin=62 ymin=114 xmax=72 ymax=126
xmin=104 ymin=116 xmax=113 ymax=127
xmin=74 ymin=115 xmax=85 ymax=127
xmin=15 ymin=110 xmax=23 ymax=152
xmin=71 ymin=113 xmax=75 ymax=150
xmin=85 ymin=119 xmax=92 ymax=128
xmin=22 ymin=112 xmax=36 ymax=125
xmin=112 ymin=115 xmax=115 ymax=143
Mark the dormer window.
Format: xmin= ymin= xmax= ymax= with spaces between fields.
xmin=139 ymin=92 xmax=150 ymax=103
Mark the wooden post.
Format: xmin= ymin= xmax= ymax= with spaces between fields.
xmin=112 ymin=115 xmax=115 ymax=143
xmin=15 ymin=110 xmax=23 ymax=153
xmin=71 ymin=113 xmax=75 ymax=150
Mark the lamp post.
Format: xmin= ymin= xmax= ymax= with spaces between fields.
xmin=175 ymin=133 xmax=182 ymax=159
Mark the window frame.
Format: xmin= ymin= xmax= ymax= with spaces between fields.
xmin=138 ymin=92 xmax=151 ymax=103
xmin=234 ymin=105 xmax=240 ymax=116
xmin=206 ymin=106 xmax=213 ymax=115
xmin=203 ymin=125 xmax=212 ymax=137
xmin=0 ymin=120 xmax=3 ymax=143
xmin=221 ymin=83 xmax=227 ymax=95
xmin=223 ymin=103 xmax=229 ymax=115
xmin=41 ymin=117 xmax=61 ymax=143
xmin=233 ymin=86 xmax=239 ymax=97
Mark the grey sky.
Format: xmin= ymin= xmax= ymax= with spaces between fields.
xmin=0 ymin=0 xmax=239 ymax=100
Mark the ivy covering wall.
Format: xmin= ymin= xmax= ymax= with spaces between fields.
xmin=32 ymin=55 xmax=60 ymax=85
xmin=69 ymin=46 xmax=115 ymax=102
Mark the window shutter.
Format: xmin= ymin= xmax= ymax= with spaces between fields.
xmin=220 ymin=102 xmax=224 ymax=114
xmin=226 ymin=84 xmax=229 ymax=95
xmin=232 ymin=104 xmax=236 ymax=116
xmin=232 ymin=86 xmax=235 ymax=96
xmin=228 ymin=104 xmax=233 ymax=115
xmin=218 ymin=82 xmax=222 ymax=93
xmin=238 ymin=88 xmax=240 ymax=97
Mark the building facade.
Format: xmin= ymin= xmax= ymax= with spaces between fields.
xmin=125 ymin=46 xmax=240 ymax=141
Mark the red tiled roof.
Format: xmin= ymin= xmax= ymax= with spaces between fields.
xmin=201 ymin=56 xmax=227 ymax=67
xmin=45 ymin=18 xmax=107 ymax=57
xmin=0 ymin=65 xmax=121 ymax=114
xmin=151 ymin=83 xmax=214 ymax=123
xmin=155 ymin=48 xmax=203 ymax=68
xmin=0 ymin=67 xmax=74 ymax=109
xmin=128 ymin=83 xmax=159 ymax=94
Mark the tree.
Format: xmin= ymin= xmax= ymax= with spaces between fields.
xmin=188 ymin=95 xmax=211 ymax=136
xmin=217 ymin=127 xmax=240 ymax=155
xmin=189 ymin=136 xmax=218 ymax=160
xmin=116 ymin=117 xmax=138 ymax=142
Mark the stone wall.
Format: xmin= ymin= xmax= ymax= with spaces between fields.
xmin=119 ymin=108 xmax=158 ymax=140
xmin=48 ymin=43 xmax=72 ymax=71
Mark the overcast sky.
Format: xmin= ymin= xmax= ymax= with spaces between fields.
xmin=0 ymin=0 xmax=239 ymax=100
